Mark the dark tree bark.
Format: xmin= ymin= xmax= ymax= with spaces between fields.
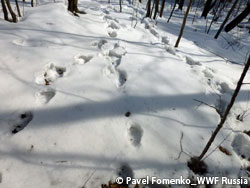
xmin=153 ymin=0 xmax=160 ymax=19
xmin=198 ymin=55 xmax=250 ymax=161
xmin=150 ymin=0 xmax=155 ymax=18
xmin=159 ymin=0 xmax=165 ymax=17
xmin=119 ymin=0 xmax=122 ymax=12
xmin=178 ymin=0 xmax=185 ymax=10
xmin=1 ymin=0 xmax=9 ymax=21
xmin=168 ymin=0 xmax=178 ymax=22
xmin=68 ymin=0 xmax=85 ymax=15
xmin=192 ymin=0 xmax=201 ymax=24
xmin=5 ymin=0 xmax=17 ymax=22
xmin=15 ymin=0 xmax=21 ymax=17
xmin=146 ymin=0 xmax=151 ymax=17
xmin=201 ymin=0 xmax=216 ymax=18
xmin=207 ymin=0 xmax=222 ymax=33
xmin=175 ymin=0 xmax=192 ymax=47
xmin=214 ymin=0 xmax=239 ymax=39
xmin=225 ymin=3 xmax=250 ymax=32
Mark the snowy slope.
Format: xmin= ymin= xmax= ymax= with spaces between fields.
xmin=0 ymin=0 xmax=250 ymax=187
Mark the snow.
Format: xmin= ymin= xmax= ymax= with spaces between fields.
xmin=0 ymin=0 xmax=250 ymax=187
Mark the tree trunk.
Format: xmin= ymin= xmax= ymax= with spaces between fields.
xmin=198 ymin=55 xmax=250 ymax=161
xmin=31 ymin=0 xmax=33 ymax=7
xmin=192 ymin=0 xmax=201 ymax=24
xmin=68 ymin=0 xmax=74 ymax=12
xmin=1 ymin=0 xmax=9 ymax=21
xmin=214 ymin=0 xmax=239 ymax=39
xmin=207 ymin=0 xmax=221 ymax=33
xmin=15 ymin=0 xmax=21 ymax=17
xmin=178 ymin=0 xmax=185 ymax=10
xmin=5 ymin=0 xmax=17 ymax=22
xmin=146 ymin=0 xmax=151 ymax=17
xmin=153 ymin=0 xmax=160 ymax=19
xmin=119 ymin=0 xmax=122 ymax=12
xmin=168 ymin=0 xmax=178 ymax=22
xmin=175 ymin=0 xmax=192 ymax=47
xmin=225 ymin=3 xmax=250 ymax=32
xmin=201 ymin=0 xmax=216 ymax=18
xmin=150 ymin=0 xmax=155 ymax=18
xmin=159 ymin=0 xmax=165 ymax=17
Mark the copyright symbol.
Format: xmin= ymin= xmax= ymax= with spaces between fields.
xmin=116 ymin=177 xmax=123 ymax=184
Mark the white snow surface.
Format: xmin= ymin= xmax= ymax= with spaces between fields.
xmin=0 ymin=0 xmax=250 ymax=187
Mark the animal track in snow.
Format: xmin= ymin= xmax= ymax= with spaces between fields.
xmin=103 ymin=15 xmax=119 ymax=23
xmin=92 ymin=39 xmax=108 ymax=49
xmin=185 ymin=56 xmax=201 ymax=66
xmin=104 ymin=65 xmax=127 ymax=88
xmin=109 ymin=43 xmax=127 ymax=58
xmin=117 ymin=163 xmax=134 ymax=180
xmin=35 ymin=63 xmax=67 ymax=85
xmin=127 ymin=122 xmax=143 ymax=147
xmin=12 ymin=112 xmax=33 ymax=134
xmin=108 ymin=20 xmax=120 ymax=30
xmin=107 ymin=29 xmax=117 ymax=38
xmin=74 ymin=54 xmax=93 ymax=64
xmin=35 ymin=87 xmax=56 ymax=104
xmin=161 ymin=36 xmax=170 ymax=45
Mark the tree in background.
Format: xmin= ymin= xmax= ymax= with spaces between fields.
xmin=146 ymin=0 xmax=152 ymax=17
xmin=175 ymin=0 xmax=193 ymax=47
xmin=178 ymin=0 xmax=185 ymax=10
xmin=225 ymin=2 xmax=250 ymax=32
xmin=201 ymin=0 xmax=216 ymax=18
xmin=4 ymin=0 xmax=17 ymax=22
xmin=214 ymin=0 xmax=239 ymax=39
xmin=153 ymin=0 xmax=160 ymax=19
xmin=68 ymin=0 xmax=86 ymax=15
xmin=159 ymin=0 xmax=166 ymax=17
xmin=168 ymin=0 xmax=178 ymax=22
xmin=1 ymin=0 xmax=9 ymax=21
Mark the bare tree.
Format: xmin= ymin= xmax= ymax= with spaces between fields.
xmin=225 ymin=2 xmax=250 ymax=32
xmin=175 ymin=0 xmax=192 ymax=47
xmin=1 ymin=0 xmax=9 ymax=21
xmin=159 ymin=0 xmax=166 ymax=17
xmin=120 ymin=0 xmax=122 ymax=12
xmin=207 ymin=0 xmax=222 ymax=33
xmin=178 ymin=0 xmax=185 ymax=10
xmin=153 ymin=0 xmax=160 ymax=19
xmin=68 ymin=0 xmax=86 ymax=15
xmin=146 ymin=0 xmax=152 ymax=17
xmin=5 ymin=0 xmax=17 ymax=22
xmin=168 ymin=0 xmax=178 ymax=22
xmin=201 ymin=0 xmax=216 ymax=18
xmin=192 ymin=0 xmax=201 ymax=24
xmin=214 ymin=0 xmax=239 ymax=39
xmin=15 ymin=0 xmax=21 ymax=17
xmin=195 ymin=55 xmax=250 ymax=163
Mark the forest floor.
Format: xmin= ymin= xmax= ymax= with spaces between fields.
xmin=0 ymin=0 xmax=249 ymax=187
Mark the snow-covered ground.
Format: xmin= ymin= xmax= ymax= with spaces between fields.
xmin=0 ymin=0 xmax=249 ymax=187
